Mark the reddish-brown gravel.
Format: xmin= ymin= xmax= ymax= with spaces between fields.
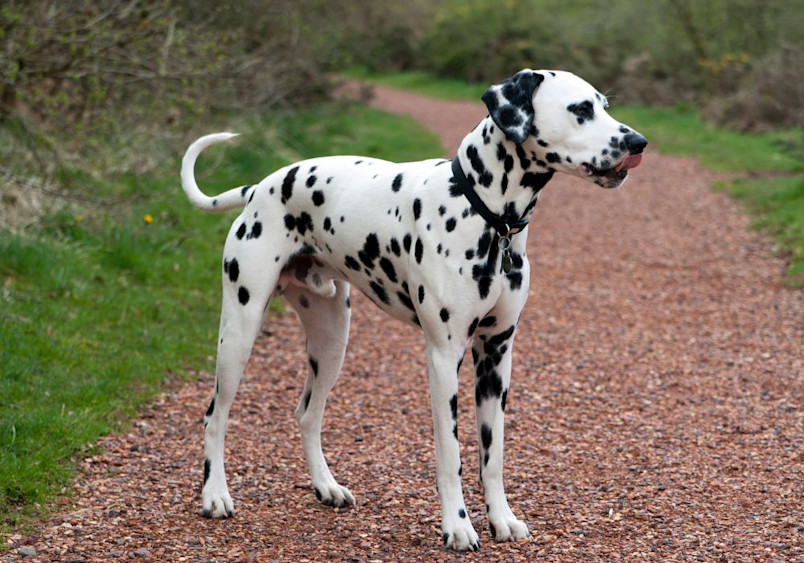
xmin=9 ymin=86 xmax=803 ymax=562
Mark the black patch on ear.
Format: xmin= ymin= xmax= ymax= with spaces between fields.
xmin=482 ymin=71 xmax=544 ymax=145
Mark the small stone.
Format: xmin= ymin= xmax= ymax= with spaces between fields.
xmin=18 ymin=547 xmax=36 ymax=557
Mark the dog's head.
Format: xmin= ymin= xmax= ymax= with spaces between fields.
xmin=482 ymin=69 xmax=647 ymax=189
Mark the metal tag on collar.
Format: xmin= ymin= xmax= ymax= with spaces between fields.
xmin=498 ymin=231 xmax=513 ymax=273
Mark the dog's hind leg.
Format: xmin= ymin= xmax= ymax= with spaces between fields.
xmin=201 ymin=232 xmax=283 ymax=518
xmin=284 ymin=280 xmax=355 ymax=507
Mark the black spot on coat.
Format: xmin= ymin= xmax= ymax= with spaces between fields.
xmin=227 ymin=258 xmax=239 ymax=283
xmin=358 ymin=233 xmax=381 ymax=269
xmin=379 ymin=257 xmax=397 ymax=283
xmin=344 ymin=255 xmax=360 ymax=270
xmin=481 ymin=423 xmax=492 ymax=450
xmin=238 ymin=286 xmax=250 ymax=305
xmin=370 ymin=281 xmax=390 ymax=304
xmin=281 ymin=166 xmax=299 ymax=204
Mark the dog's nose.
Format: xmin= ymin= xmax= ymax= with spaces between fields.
xmin=624 ymin=133 xmax=648 ymax=155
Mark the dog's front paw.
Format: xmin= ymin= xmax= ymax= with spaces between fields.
xmin=314 ymin=483 xmax=355 ymax=508
xmin=488 ymin=513 xmax=530 ymax=542
xmin=201 ymin=485 xmax=235 ymax=519
xmin=442 ymin=519 xmax=480 ymax=552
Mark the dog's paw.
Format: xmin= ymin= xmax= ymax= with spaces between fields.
xmin=442 ymin=520 xmax=481 ymax=552
xmin=314 ymin=483 xmax=355 ymax=508
xmin=488 ymin=514 xmax=530 ymax=542
xmin=201 ymin=486 xmax=235 ymax=519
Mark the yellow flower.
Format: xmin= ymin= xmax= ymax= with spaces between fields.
xmin=143 ymin=214 xmax=154 ymax=224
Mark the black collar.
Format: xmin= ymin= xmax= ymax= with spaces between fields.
xmin=451 ymin=156 xmax=530 ymax=237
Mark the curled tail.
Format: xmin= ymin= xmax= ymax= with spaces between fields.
xmin=180 ymin=132 xmax=254 ymax=212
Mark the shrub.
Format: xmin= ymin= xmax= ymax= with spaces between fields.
xmin=702 ymin=46 xmax=804 ymax=132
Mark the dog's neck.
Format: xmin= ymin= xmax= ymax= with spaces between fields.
xmin=455 ymin=117 xmax=553 ymax=227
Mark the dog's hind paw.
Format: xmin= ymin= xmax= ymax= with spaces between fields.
xmin=314 ymin=483 xmax=355 ymax=508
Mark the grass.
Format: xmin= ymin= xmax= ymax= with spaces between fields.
xmin=346 ymin=68 xmax=488 ymax=101
xmin=0 ymin=101 xmax=443 ymax=531
xmin=354 ymin=70 xmax=804 ymax=286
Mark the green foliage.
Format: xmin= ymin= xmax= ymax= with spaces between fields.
xmin=341 ymin=0 xmax=803 ymax=131
xmin=0 ymin=102 xmax=443 ymax=530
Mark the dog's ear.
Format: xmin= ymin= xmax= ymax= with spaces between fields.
xmin=481 ymin=70 xmax=544 ymax=145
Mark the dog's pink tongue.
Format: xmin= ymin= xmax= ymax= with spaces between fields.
xmin=615 ymin=153 xmax=642 ymax=172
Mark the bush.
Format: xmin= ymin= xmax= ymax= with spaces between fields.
xmin=0 ymin=0 xmax=339 ymax=228
xmin=702 ymin=46 xmax=804 ymax=132
xmin=347 ymin=0 xmax=803 ymax=131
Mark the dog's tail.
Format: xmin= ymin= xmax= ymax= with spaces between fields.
xmin=181 ymin=132 xmax=254 ymax=213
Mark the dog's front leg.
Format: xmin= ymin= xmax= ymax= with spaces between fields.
xmin=473 ymin=320 xmax=531 ymax=542
xmin=425 ymin=344 xmax=480 ymax=552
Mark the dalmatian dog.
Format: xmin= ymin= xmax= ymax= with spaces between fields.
xmin=181 ymin=69 xmax=646 ymax=551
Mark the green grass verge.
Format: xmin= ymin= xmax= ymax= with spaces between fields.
xmin=0 ymin=102 xmax=442 ymax=531
xmin=355 ymin=70 xmax=804 ymax=286
xmin=345 ymin=68 xmax=488 ymax=101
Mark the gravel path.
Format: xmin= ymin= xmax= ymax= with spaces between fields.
xmin=11 ymin=86 xmax=803 ymax=562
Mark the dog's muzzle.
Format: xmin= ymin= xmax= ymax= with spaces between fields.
xmin=585 ymin=132 xmax=647 ymax=188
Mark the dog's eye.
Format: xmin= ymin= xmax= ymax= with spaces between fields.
xmin=567 ymin=101 xmax=594 ymax=121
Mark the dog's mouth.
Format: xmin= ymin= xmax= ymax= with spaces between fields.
xmin=583 ymin=153 xmax=643 ymax=188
